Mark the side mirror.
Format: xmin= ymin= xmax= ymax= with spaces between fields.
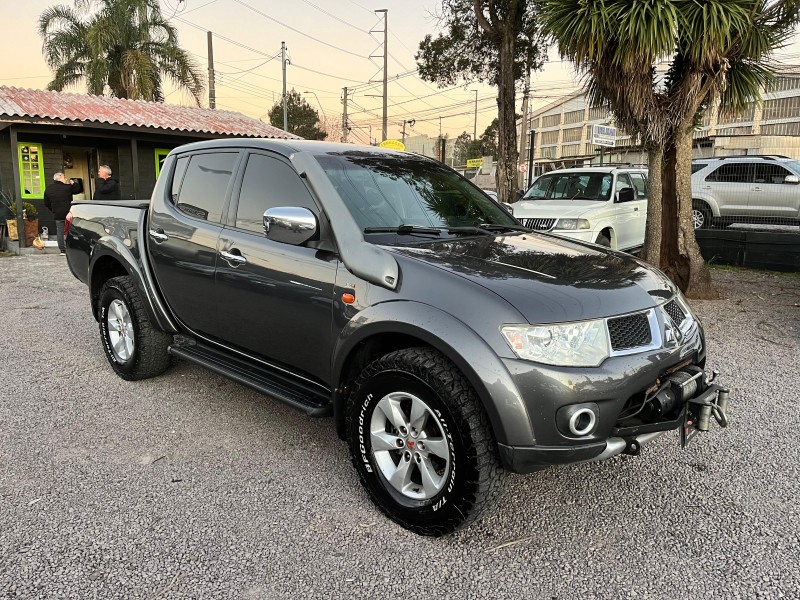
xmin=616 ymin=187 xmax=635 ymax=203
xmin=263 ymin=206 xmax=318 ymax=245
xmin=785 ymin=174 xmax=800 ymax=184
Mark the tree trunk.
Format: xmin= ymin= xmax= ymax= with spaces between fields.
xmin=659 ymin=123 xmax=718 ymax=299
xmin=495 ymin=22 xmax=518 ymax=204
xmin=641 ymin=144 xmax=663 ymax=265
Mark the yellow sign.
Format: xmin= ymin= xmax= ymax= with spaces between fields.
xmin=466 ymin=158 xmax=483 ymax=168
xmin=379 ymin=139 xmax=405 ymax=151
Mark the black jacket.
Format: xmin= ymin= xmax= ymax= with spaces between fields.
xmin=44 ymin=180 xmax=79 ymax=220
xmin=94 ymin=177 xmax=120 ymax=200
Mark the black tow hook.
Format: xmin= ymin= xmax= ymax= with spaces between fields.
xmin=622 ymin=438 xmax=641 ymax=456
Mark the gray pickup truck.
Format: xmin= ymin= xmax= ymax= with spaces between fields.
xmin=65 ymin=139 xmax=730 ymax=536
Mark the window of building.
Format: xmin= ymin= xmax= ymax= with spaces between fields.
xmin=563 ymin=109 xmax=584 ymax=125
xmin=562 ymin=127 xmax=583 ymax=143
xmin=175 ymin=152 xmax=238 ymax=223
xmin=155 ymin=148 xmax=171 ymax=179
xmin=715 ymin=125 xmax=753 ymax=136
xmin=705 ymin=163 xmax=754 ymax=183
xmin=540 ymin=130 xmax=559 ymax=145
xmin=560 ymin=143 xmax=581 ymax=157
xmin=234 ymin=153 xmax=317 ymax=234
xmin=18 ymin=143 xmax=45 ymax=199
xmin=541 ymin=113 xmax=560 ymax=128
xmin=762 ymin=96 xmax=800 ymax=121
xmin=761 ymin=122 xmax=800 ymax=136
xmin=587 ymin=106 xmax=608 ymax=121
xmin=540 ymin=146 xmax=557 ymax=159
xmin=769 ymin=76 xmax=800 ymax=93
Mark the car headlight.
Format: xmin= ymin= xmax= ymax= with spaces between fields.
xmin=554 ymin=218 xmax=591 ymax=230
xmin=501 ymin=320 xmax=610 ymax=367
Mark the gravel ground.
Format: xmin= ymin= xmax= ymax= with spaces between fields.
xmin=1 ymin=255 xmax=799 ymax=599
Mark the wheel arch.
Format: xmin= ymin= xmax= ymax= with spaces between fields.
xmin=332 ymin=301 xmax=536 ymax=448
xmin=88 ymin=237 xmax=176 ymax=333
xmin=692 ymin=195 xmax=719 ymax=217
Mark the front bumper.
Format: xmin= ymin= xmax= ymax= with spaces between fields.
xmin=496 ymin=320 xmax=730 ymax=473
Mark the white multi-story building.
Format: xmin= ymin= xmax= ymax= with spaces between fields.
xmin=519 ymin=69 xmax=800 ymax=178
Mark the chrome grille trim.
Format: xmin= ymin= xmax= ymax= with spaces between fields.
xmin=606 ymin=309 xmax=662 ymax=357
xmin=520 ymin=217 xmax=556 ymax=231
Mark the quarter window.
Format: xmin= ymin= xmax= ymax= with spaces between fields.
xmin=628 ymin=173 xmax=648 ymax=199
xmin=234 ymin=153 xmax=316 ymax=234
xmin=175 ymin=152 xmax=237 ymax=223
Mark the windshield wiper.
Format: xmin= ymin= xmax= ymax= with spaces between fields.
xmin=477 ymin=223 xmax=531 ymax=232
xmin=364 ymin=224 xmax=442 ymax=235
xmin=446 ymin=226 xmax=494 ymax=236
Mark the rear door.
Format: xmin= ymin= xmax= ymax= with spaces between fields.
xmin=216 ymin=151 xmax=339 ymax=384
xmin=702 ymin=162 xmax=754 ymax=217
xmin=612 ymin=173 xmax=638 ymax=249
xmin=627 ymin=171 xmax=648 ymax=247
xmin=148 ymin=150 xmax=241 ymax=337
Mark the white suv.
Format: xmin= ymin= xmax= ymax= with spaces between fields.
xmin=512 ymin=166 xmax=648 ymax=251
xmin=691 ymin=156 xmax=800 ymax=229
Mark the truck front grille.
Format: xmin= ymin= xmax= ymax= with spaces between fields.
xmin=607 ymin=312 xmax=652 ymax=351
xmin=520 ymin=218 xmax=556 ymax=231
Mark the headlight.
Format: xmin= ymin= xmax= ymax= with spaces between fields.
xmin=501 ymin=320 xmax=610 ymax=367
xmin=554 ymin=218 xmax=591 ymax=230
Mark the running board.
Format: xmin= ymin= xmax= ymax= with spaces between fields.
xmin=168 ymin=340 xmax=332 ymax=417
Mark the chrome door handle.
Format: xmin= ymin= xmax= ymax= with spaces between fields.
xmin=752 ymin=187 xmax=762 ymax=191
xmin=220 ymin=250 xmax=247 ymax=265
xmin=149 ymin=229 xmax=168 ymax=242
xmin=634 ymin=207 xmax=639 ymax=211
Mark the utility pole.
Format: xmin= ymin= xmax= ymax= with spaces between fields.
xmin=341 ymin=86 xmax=349 ymax=143
xmin=207 ymin=32 xmax=216 ymax=109
xmin=473 ymin=90 xmax=478 ymax=140
xmin=281 ymin=41 xmax=288 ymax=132
xmin=375 ymin=9 xmax=388 ymax=141
xmin=401 ymin=119 xmax=415 ymax=143
xmin=517 ymin=66 xmax=531 ymax=188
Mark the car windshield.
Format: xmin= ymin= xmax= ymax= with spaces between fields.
xmin=315 ymin=153 xmax=518 ymax=233
xmin=522 ymin=172 xmax=613 ymax=201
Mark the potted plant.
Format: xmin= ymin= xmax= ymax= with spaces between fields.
xmin=2 ymin=190 xmax=39 ymax=246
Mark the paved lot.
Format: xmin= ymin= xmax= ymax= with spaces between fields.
xmin=1 ymin=254 xmax=799 ymax=599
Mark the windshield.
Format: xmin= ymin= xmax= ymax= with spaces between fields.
xmin=315 ymin=153 xmax=518 ymax=232
xmin=523 ymin=172 xmax=613 ymax=201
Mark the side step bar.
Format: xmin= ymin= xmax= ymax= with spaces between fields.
xmin=168 ymin=340 xmax=332 ymax=417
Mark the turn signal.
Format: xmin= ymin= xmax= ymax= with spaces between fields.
xmin=342 ymin=293 xmax=355 ymax=304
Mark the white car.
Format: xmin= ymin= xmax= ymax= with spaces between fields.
xmin=512 ymin=166 xmax=649 ymax=251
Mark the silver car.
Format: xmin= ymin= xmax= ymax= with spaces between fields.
xmin=691 ymin=155 xmax=800 ymax=228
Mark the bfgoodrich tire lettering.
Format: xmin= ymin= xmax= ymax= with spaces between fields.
xmin=98 ymin=276 xmax=172 ymax=381
xmin=346 ymin=347 xmax=504 ymax=536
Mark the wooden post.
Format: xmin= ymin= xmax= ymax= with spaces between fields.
xmin=9 ymin=127 xmax=25 ymax=250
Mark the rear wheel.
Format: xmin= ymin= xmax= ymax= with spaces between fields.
xmin=346 ymin=347 xmax=504 ymax=536
xmin=98 ymin=276 xmax=172 ymax=381
xmin=692 ymin=200 xmax=713 ymax=229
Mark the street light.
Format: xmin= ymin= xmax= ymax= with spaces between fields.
xmin=303 ymin=91 xmax=328 ymax=130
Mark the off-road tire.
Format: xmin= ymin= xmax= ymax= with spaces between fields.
xmin=98 ymin=276 xmax=172 ymax=381
xmin=346 ymin=347 xmax=504 ymax=536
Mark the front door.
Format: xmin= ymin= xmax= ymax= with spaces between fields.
xmin=216 ymin=151 xmax=339 ymax=384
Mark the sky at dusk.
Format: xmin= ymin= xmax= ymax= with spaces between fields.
xmin=2 ymin=1 xmax=800 ymax=144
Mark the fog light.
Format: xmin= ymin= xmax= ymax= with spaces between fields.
xmin=556 ymin=403 xmax=600 ymax=438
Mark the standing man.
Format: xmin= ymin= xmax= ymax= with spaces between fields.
xmin=94 ymin=165 xmax=120 ymax=200
xmin=44 ymin=172 xmax=79 ymax=255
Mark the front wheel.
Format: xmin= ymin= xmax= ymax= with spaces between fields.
xmin=346 ymin=348 xmax=504 ymax=536
xmin=98 ymin=276 xmax=172 ymax=381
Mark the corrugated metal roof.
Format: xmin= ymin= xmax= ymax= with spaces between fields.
xmin=0 ymin=86 xmax=299 ymax=139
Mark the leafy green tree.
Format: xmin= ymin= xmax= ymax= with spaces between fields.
xmin=540 ymin=0 xmax=800 ymax=298
xmin=417 ymin=1 xmax=546 ymax=203
xmin=39 ymin=0 xmax=204 ymax=104
xmin=267 ymin=90 xmax=326 ymax=140
xmin=478 ymin=118 xmax=499 ymax=159
xmin=454 ymin=132 xmax=480 ymax=165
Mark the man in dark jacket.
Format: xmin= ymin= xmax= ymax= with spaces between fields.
xmin=44 ymin=172 xmax=80 ymax=255
xmin=94 ymin=165 xmax=120 ymax=200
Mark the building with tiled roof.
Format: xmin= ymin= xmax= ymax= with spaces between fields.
xmin=0 ymin=87 xmax=295 ymax=246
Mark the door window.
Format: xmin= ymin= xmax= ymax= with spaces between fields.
xmin=754 ymin=163 xmax=792 ymax=184
xmin=175 ymin=152 xmax=237 ymax=223
xmin=234 ymin=153 xmax=317 ymax=234
xmin=628 ymin=173 xmax=648 ymax=199
xmin=706 ymin=163 xmax=754 ymax=183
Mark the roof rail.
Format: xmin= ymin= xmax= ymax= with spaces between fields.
xmin=693 ymin=154 xmax=791 ymax=161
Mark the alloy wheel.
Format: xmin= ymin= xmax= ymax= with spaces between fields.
xmin=107 ymin=299 xmax=135 ymax=362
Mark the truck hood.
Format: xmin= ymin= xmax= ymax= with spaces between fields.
xmin=385 ymin=233 xmax=676 ymax=324
xmin=512 ymin=200 xmax=606 ymax=220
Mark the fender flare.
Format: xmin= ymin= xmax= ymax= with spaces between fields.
xmin=332 ymin=301 xmax=536 ymax=447
xmin=88 ymin=236 xmax=177 ymax=333
xmin=691 ymin=194 xmax=719 ymax=217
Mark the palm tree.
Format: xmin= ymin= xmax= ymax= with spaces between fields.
xmin=39 ymin=0 xmax=204 ymax=105
xmin=539 ymin=0 xmax=800 ymax=298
